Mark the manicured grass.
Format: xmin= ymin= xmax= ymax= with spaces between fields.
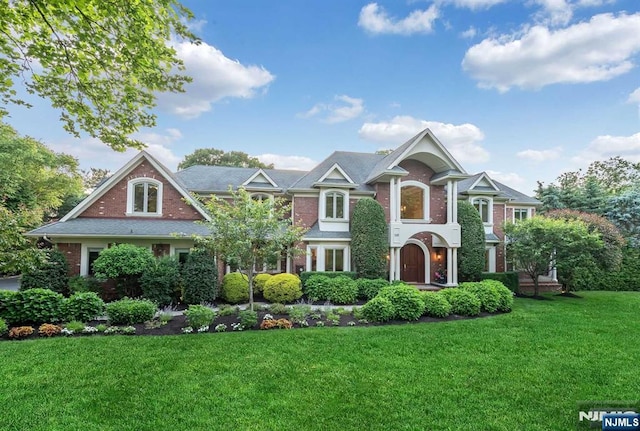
xmin=1 ymin=292 xmax=639 ymax=430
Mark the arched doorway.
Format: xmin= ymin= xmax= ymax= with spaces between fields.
xmin=400 ymin=243 xmax=426 ymax=283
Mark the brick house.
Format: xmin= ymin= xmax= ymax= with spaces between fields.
xmin=27 ymin=128 xmax=540 ymax=285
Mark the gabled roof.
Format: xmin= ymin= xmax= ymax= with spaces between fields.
xmin=176 ymin=165 xmax=304 ymax=193
xmin=242 ymin=169 xmax=279 ymax=189
xmin=303 ymin=222 xmax=351 ymax=241
xmin=61 ymin=151 xmax=210 ymax=221
xmin=458 ymin=172 xmax=541 ymax=205
xmin=316 ymin=163 xmax=356 ymax=187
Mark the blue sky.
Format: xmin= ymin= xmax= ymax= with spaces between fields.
xmin=6 ymin=0 xmax=640 ymax=195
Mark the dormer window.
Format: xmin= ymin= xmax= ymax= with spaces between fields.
xmin=325 ymin=191 xmax=345 ymax=219
xmin=472 ymin=198 xmax=492 ymax=224
xmin=251 ymin=193 xmax=272 ymax=202
xmin=127 ymin=179 xmax=162 ymax=216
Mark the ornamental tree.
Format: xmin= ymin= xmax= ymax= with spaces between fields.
xmin=195 ymin=187 xmax=307 ymax=310
xmin=351 ymin=198 xmax=388 ymax=279
xmin=457 ymin=200 xmax=485 ymax=282
xmin=1 ymin=0 xmax=197 ymax=151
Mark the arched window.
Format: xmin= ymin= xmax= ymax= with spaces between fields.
xmin=127 ymin=179 xmax=162 ymax=215
xmin=400 ymin=182 xmax=429 ymax=220
xmin=251 ymin=193 xmax=271 ymax=202
xmin=325 ymin=191 xmax=345 ymax=219
xmin=473 ymin=198 xmax=491 ymax=223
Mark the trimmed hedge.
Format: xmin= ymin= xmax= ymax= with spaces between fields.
xmin=181 ymin=249 xmax=218 ymax=304
xmin=459 ymin=282 xmax=501 ymax=313
xmin=457 ymin=200 xmax=486 ymax=282
xmin=327 ymin=276 xmax=358 ymax=304
xmin=16 ymin=288 xmax=65 ymax=325
xmin=63 ymin=292 xmax=105 ymax=322
xmin=221 ymin=272 xmax=249 ymax=304
xmin=105 ymin=298 xmax=156 ymax=325
xmin=0 ymin=290 xmax=19 ymax=324
xmin=351 ymin=198 xmax=388 ymax=279
xmin=481 ymin=271 xmax=519 ymax=294
xmin=377 ymin=284 xmax=425 ymax=321
xmin=20 ymin=249 xmax=70 ymax=295
xmin=438 ymin=288 xmax=481 ymax=316
xmin=140 ymin=256 xmax=181 ymax=307
xmin=361 ymin=296 xmax=395 ymax=322
xmin=300 ymin=271 xmax=357 ymax=286
xmin=421 ymin=291 xmax=451 ymax=318
xmin=263 ymin=274 xmax=303 ymax=303
xmin=304 ymin=275 xmax=333 ymax=301
xmin=478 ymin=279 xmax=514 ymax=312
xmin=253 ymin=273 xmax=272 ymax=295
xmin=356 ymin=278 xmax=389 ymax=300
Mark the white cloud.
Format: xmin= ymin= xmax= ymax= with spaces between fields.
xmin=460 ymin=26 xmax=477 ymax=39
xmin=358 ymin=3 xmax=439 ymax=35
xmin=531 ymin=0 xmax=574 ymax=26
xmin=462 ymin=12 xmax=640 ymax=92
xmin=628 ymin=87 xmax=640 ymax=104
xmin=298 ymin=95 xmax=364 ymax=123
xmin=254 ymin=154 xmax=317 ymax=171
xmin=358 ymin=115 xmax=490 ymax=163
xmin=437 ymin=0 xmax=508 ymax=9
xmin=572 ymin=132 xmax=640 ymax=165
xmin=157 ymin=41 xmax=275 ymax=118
xmin=485 ymin=170 xmax=527 ymax=187
xmin=516 ymin=147 xmax=562 ymax=162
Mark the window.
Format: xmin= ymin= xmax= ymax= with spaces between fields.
xmin=325 ymin=192 xmax=345 ymax=219
xmin=514 ymin=208 xmax=528 ymax=222
xmin=310 ymin=248 xmax=317 ymax=271
xmin=401 ymin=186 xmax=424 ymax=219
xmin=473 ymin=198 xmax=491 ymax=223
xmin=251 ymin=193 xmax=271 ymax=202
xmin=87 ymin=247 xmax=104 ymax=276
xmin=127 ymin=179 xmax=162 ymax=215
xmin=175 ymin=248 xmax=190 ymax=265
xmin=325 ymin=248 xmax=344 ymax=271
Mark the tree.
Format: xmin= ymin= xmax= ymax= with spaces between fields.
xmin=606 ymin=188 xmax=640 ymax=247
xmin=178 ymin=148 xmax=274 ymax=170
xmin=92 ymin=244 xmax=155 ymax=298
xmin=504 ymin=217 xmax=602 ymax=296
xmin=0 ymin=206 xmax=45 ymax=275
xmin=457 ymin=200 xmax=485 ymax=281
xmin=351 ymin=198 xmax=388 ymax=279
xmin=81 ymin=168 xmax=111 ymax=191
xmin=20 ymin=249 xmax=70 ymax=295
xmin=1 ymin=0 xmax=197 ymax=151
xmin=195 ymin=187 xmax=306 ymax=310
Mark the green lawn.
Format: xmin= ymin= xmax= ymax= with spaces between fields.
xmin=1 ymin=292 xmax=639 ymax=431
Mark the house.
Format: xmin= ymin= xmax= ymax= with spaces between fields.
xmin=27 ymin=128 xmax=541 ymax=285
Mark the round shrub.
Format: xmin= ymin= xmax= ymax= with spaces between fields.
xmin=221 ymin=272 xmax=249 ymax=304
xmin=459 ymin=282 xmax=501 ymax=313
xmin=63 ymin=292 xmax=105 ymax=322
xmin=480 ymin=279 xmax=514 ymax=312
xmin=0 ymin=317 xmax=7 ymax=336
xmin=17 ymin=288 xmax=65 ymax=325
xmin=421 ymin=291 xmax=452 ymax=318
xmin=20 ymin=249 xmax=70 ymax=295
xmin=361 ymin=296 xmax=395 ymax=322
xmin=438 ymin=288 xmax=481 ymax=316
xmin=238 ymin=309 xmax=258 ymax=329
xmin=356 ymin=278 xmax=389 ymax=300
xmin=182 ymin=249 xmax=218 ymax=304
xmin=304 ymin=275 xmax=332 ymax=301
xmin=140 ymin=256 xmax=181 ymax=307
xmin=377 ymin=284 xmax=425 ymax=321
xmin=92 ymin=244 xmax=155 ymax=298
xmin=253 ymin=273 xmax=272 ymax=295
xmin=263 ymin=273 xmax=303 ymax=303
xmin=328 ymin=276 xmax=358 ymax=304
xmin=105 ymin=298 xmax=156 ymax=325
xmin=184 ymin=304 xmax=216 ymax=329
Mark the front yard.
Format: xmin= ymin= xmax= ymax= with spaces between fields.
xmin=1 ymin=291 xmax=638 ymax=430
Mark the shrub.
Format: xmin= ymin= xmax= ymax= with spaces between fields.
xmin=263 ymin=273 xmax=302 ymax=303
xmin=9 ymin=326 xmax=34 ymax=339
xmin=181 ymin=248 xmax=218 ymax=304
xmin=0 ymin=317 xmax=7 ymax=336
xmin=184 ymin=305 xmax=216 ymax=329
xmin=221 ymin=272 xmax=249 ymax=304
xmin=20 ymin=250 xmax=69 ymax=295
xmin=105 ymin=298 xmax=156 ymax=325
xmin=288 ymin=305 xmax=311 ymax=324
xmin=238 ymin=310 xmax=258 ymax=329
xmin=68 ymin=276 xmax=103 ymax=295
xmin=20 ymin=249 xmax=70 ymax=295
xmin=457 ymin=200 xmax=485 ymax=282
xmin=260 ymin=318 xmax=292 ymax=330
xmin=459 ymin=282 xmax=501 ymax=313
xmin=304 ymin=275 xmax=332 ymax=301
xmin=38 ymin=323 xmax=62 ymax=337
xmin=218 ymin=305 xmax=239 ymax=317
xmin=481 ymin=272 xmax=519 ymax=294
xmin=92 ymin=244 xmax=155 ymax=298
xmin=421 ymin=291 xmax=451 ymax=318
xmin=377 ymin=284 xmax=425 ymax=321
xmin=64 ymin=321 xmax=86 ymax=332
xmin=327 ymin=276 xmax=358 ymax=304
xmin=361 ymin=296 xmax=395 ymax=322
xmin=253 ymin=273 xmax=272 ymax=295
xmin=63 ymin=292 xmax=105 ymax=322
xmin=300 ymin=271 xmax=357 ymax=286
xmin=17 ymin=288 xmax=65 ymax=324
xmin=438 ymin=288 xmax=481 ymax=316
xmin=356 ymin=278 xmax=389 ymax=300
xmin=268 ymin=303 xmax=288 ymax=315
xmin=351 ymin=198 xmax=388 ymax=279
xmin=479 ymin=279 xmax=514 ymax=312
xmin=140 ymin=256 xmax=181 ymax=307
xmin=0 ymin=290 xmax=19 ymax=324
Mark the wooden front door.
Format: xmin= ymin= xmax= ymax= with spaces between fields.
xmin=400 ymin=244 xmax=425 ymax=283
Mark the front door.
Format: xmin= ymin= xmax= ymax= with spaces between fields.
xmin=400 ymin=244 xmax=425 ymax=283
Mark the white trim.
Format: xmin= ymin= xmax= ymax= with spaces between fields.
xmin=400 ymin=180 xmax=431 ymax=222
xmin=386 ymin=129 xmax=467 ymax=174
xmin=468 ymin=172 xmax=500 ymax=192
xmin=318 ymin=163 xmax=355 ymax=184
xmin=485 ymin=246 xmax=497 ymax=273
xmin=242 ymin=169 xmax=278 ymax=188
xmin=319 ymin=189 xmax=349 ymax=221
xmin=81 ymin=242 xmax=108 ymax=276
xmin=126 ymin=178 xmax=163 ymax=216
xmin=470 ymin=196 xmax=493 ymax=225
xmin=250 ymin=192 xmax=274 ymax=202
xmin=305 ymin=243 xmax=350 ymax=272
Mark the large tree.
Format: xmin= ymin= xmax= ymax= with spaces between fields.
xmin=1 ymin=0 xmax=196 ymax=151
xmin=178 ymin=148 xmax=274 ymax=170
xmin=606 ymin=188 xmax=640 ymax=247
xmin=195 ymin=187 xmax=306 ymax=310
xmin=457 ymin=200 xmax=485 ymax=281
xmin=351 ymin=198 xmax=388 ymax=279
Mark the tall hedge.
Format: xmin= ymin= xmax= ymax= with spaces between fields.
xmin=351 ymin=198 xmax=388 ymax=279
xmin=140 ymin=256 xmax=181 ymax=307
xmin=20 ymin=249 xmax=70 ymax=295
xmin=181 ymin=248 xmax=218 ymax=304
xmin=457 ymin=200 xmax=485 ymax=282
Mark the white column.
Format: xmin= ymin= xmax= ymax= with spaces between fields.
xmin=305 ymin=246 xmax=311 ymax=271
xmin=389 ymin=247 xmax=395 ymax=282
xmin=390 ymin=177 xmax=396 ymax=222
xmin=447 ymin=180 xmax=453 ymax=224
xmin=452 ymin=181 xmax=458 ymax=223
xmin=395 ymin=248 xmax=401 ymax=281
xmin=446 ymin=247 xmax=453 ymax=285
xmin=396 ymin=178 xmax=402 ymax=221
xmin=452 ymin=248 xmax=458 ymax=285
